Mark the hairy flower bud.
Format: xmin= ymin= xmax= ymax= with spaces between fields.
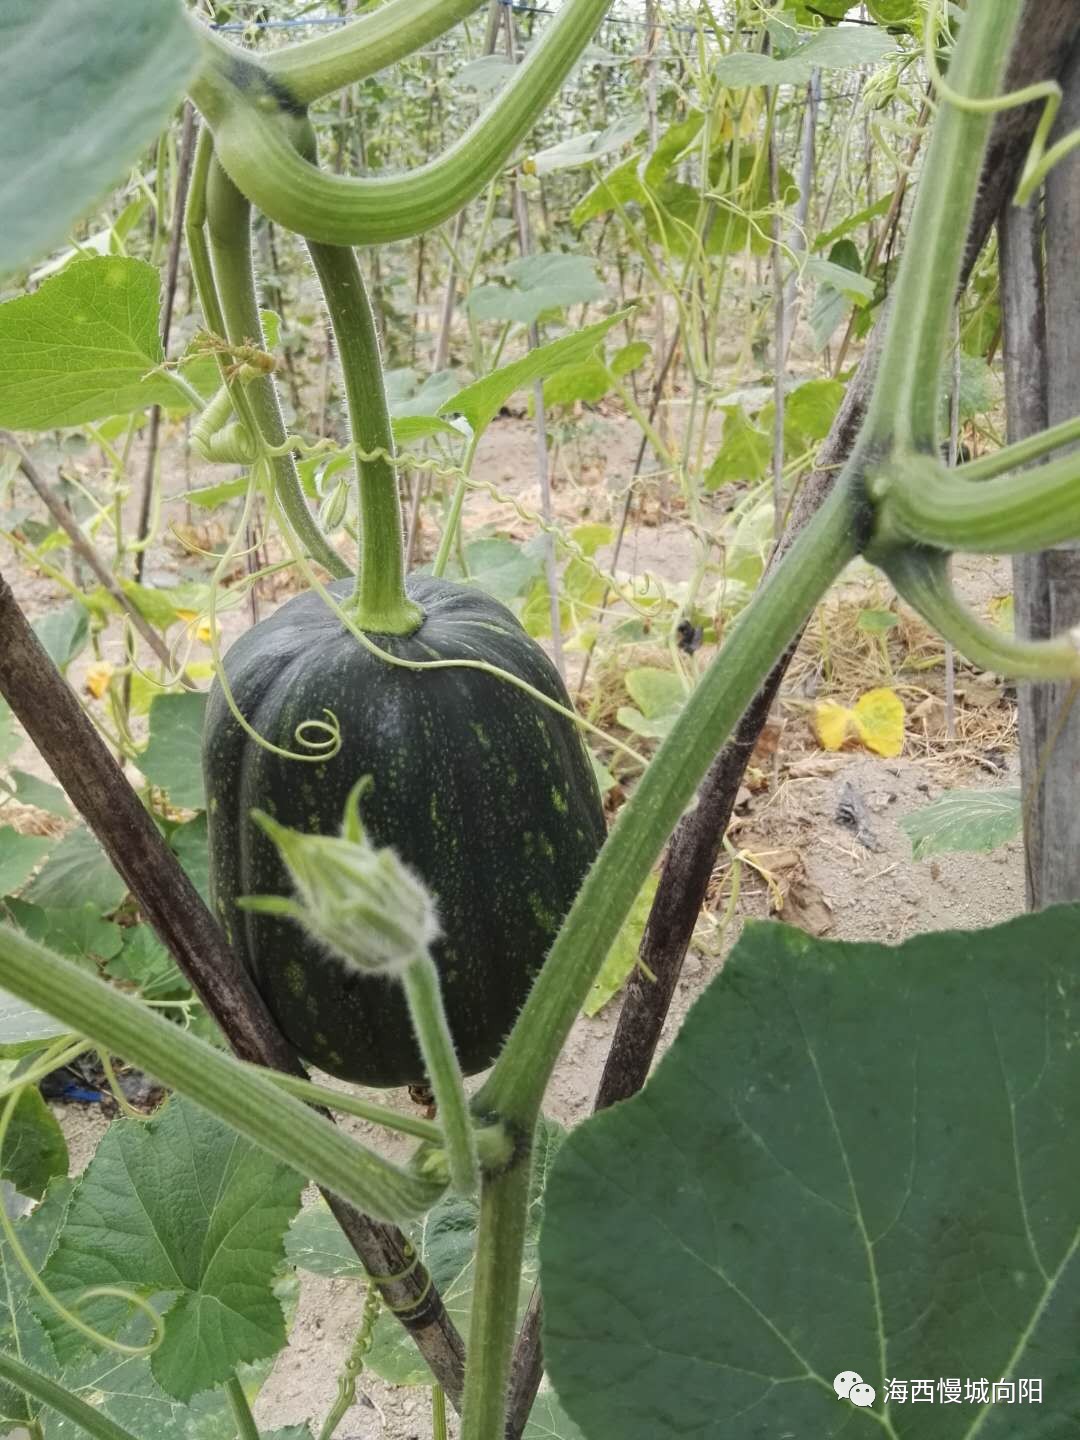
xmin=241 ymin=778 xmax=440 ymax=979
xmin=317 ymin=475 xmax=350 ymax=533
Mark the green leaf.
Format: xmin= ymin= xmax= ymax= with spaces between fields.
xmin=392 ymin=414 xmax=465 ymax=446
xmin=901 ymin=787 xmax=1022 ymax=860
xmin=808 ymin=240 xmax=867 ymax=350
xmin=0 ymin=258 xmax=191 ymax=428
xmin=0 ymin=700 xmax=19 ymax=766
xmin=714 ymin=26 xmax=894 ymax=86
xmin=542 ymin=360 xmax=611 ymax=410
xmin=857 ymin=607 xmax=900 ymax=634
xmin=22 ymin=826 xmax=125 ymax=913
xmin=261 ymin=1428 xmax=315 ymax=1440
xmin=41 ymin=1095 xmax=304 ymax=1400
xmin=617 ymin=667 xmax=686 ymax=741
xmin=283 ymin=1204 xmax=364 ymax=1279
xmin=610 ymin=340 xmax=650 ymax=378
xmin=531 ymin=112 xmax=644 ymax=176
xmin=32 ymin=602 xmax=89 ymax=673
xmin=571 ymin=154 xmax=647 ymax=229
xmin=945 ymin=354 xmax=997 ymax=423
xmin=441 ymin=312 xmax=629 ymax=440
xmin=543 ymin=909 xmax=1080 ymax=1438
xmin=106 ymin=925 xmax=187 ymax=1000
xmin=460 ymin=537 xmax=545 ymax=605
xmin=138 ymin=691 xmax=207 ymax=811
xmin=468 ymin=254 xmax=607 ymax=328
xmin=0 ymin=0 xmax=199 ymax=278
xmin=453 ymin=53 xmax=515 ymax=94
xmin=28 ymin=194 xmax=149 ymax=286
xmin=783 ymin=377 xmax=848 ymax=445
xmin=803 ymin=254 xmax=876 ymax=305
xmin=0 ymin=985 xmax=70 ymax=1059
xmin=644 ymin=110 xmax=705 ymax=188
xmin=704 ymin=406 xmax=771 ymax=490
xmin=759 ymin=378 xmax=846 ymax=463
xmin=524 ymin=1390 xmax=586 ymax=1440
xmin=185 ymin=475 xmax=250 ymax=511
xmin=0 ymin=1180 xmax=73 ymax=1424
xmin=171 ymin=812 xmax=210 ymax=905
xmin=5 ymin=898 xmax=123 ymax=968
xmin=6 ymin=770 xmax=70 ymax=818
xmin=45 ymin=1300 xmax=295 ymax=1439
xmin=387 ymin=366 xmax=463 ymax=420
xmin=867 ymin=0 xmax=917 ymax=22
xmin=120 ymin=581 xmax=183 ymax=631
xmin=813 ymin=192 xmax=894 ymax=253
xmin=584 ymin=871 xmax=659 ymax=1017
xmin=624 ymin=667 xmax=684 ymax=719
xmin=0 ymin=828 xmax=52 ymax=895
xmin=0 ymin=1083 xmax=68 ymax=1200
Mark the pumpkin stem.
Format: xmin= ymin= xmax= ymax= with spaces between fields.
xmin=308 ymin=238 xmax=424 ymax=636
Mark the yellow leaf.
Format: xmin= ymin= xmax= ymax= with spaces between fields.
xmin=174 ymin=608 xmax=198 ymax=623
xmin=813 ymin=699 xmax=853 ymax=752
xmin=85 ymin=662 xmax=113 ymax=700
xmin=852 ymin=687 xmax=905 ymax=758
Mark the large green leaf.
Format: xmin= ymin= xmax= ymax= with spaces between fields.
xmin=0 ymin=1180 xmax=73 ymax=1426
xmin=468 ymin=254 xmax=607 ymax=328
xmin=0 ymin=827 xmax=52 ymax=895
xmin=583 ymin=871 xmax=659 ymax=1018
xmin=22 ymin=826 xmax=125 ymax=913
xmin=0 ymin=0 xmax=199 ymax=278
xmin=106 ymin=924 xmax=188 ymax=1000
xmin=5 ymin=769 xmax=70 ymax=819
xmin=541 ymin=909 xmax=1080 ymax=1438
xmin=0 ymin=978 xmax=71 ymax=1059
xmin=531 ymin=112 xmax=644 ymax=176
xmin=440 ymin=312 xmax=628 ymax=439
xmin=616 ymin=665 xmax=686 ymax=741
xmin=456 ymin=537 xmax=546 ymax=605
xmin=171 ymin=812 xmax=210 ymax=904
xmin=902 ymin=787 xmax=1022 ymax=860
xmin=714 ymin=27 xmax=894 ymax=87
xmin=0 ymin=258 xmax=191 ymax=429
xmin=44 ymin=1349 xmax=290 ymax=1440
xmin=705 ymin=404 xmax=771 ymax=490
xmin=524 ymin=1390 xmax=586 ymax=1440
xmin=138 ymin=691 xmax=207 ymax=811
xmin=0 ymin=700 xmax=19 ymax=766
xmin=5 ymin=898 xmax=123 ymax=968
xmin=32 ymin=602 xmax=89 ymax=674
xmin=40 ymin=1095 xmax=304 ymax=1401
xmin=0 ymin=1079 xmax=68 ymax=1200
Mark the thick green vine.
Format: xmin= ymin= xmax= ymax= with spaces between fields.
xmin=191 ymin=0 xmax=612 ymax=246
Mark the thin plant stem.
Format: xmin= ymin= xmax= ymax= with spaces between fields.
xmin=225 ymin=1375 xmax=260 ymax=1440
xmin=401 ymin=952 xmax=478 ymax=1194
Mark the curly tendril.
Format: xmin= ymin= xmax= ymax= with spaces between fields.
xmin=926 ymin=0 xmax=1080 ymax=205
xmin=205 ymin=463 xmax=345 ymax=763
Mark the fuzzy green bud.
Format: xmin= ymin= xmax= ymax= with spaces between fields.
xmin=241 ymin=778 xmax=440 ymax=978
xmin=317 ymin=475 xmax=350 ymax=533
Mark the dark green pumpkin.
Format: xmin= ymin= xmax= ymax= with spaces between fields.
xmin=203 ymin=574 xmax=606 ymax=1088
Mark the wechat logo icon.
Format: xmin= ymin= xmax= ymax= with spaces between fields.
xmin=835 ymin=1371 xmax=876 ymax=1408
